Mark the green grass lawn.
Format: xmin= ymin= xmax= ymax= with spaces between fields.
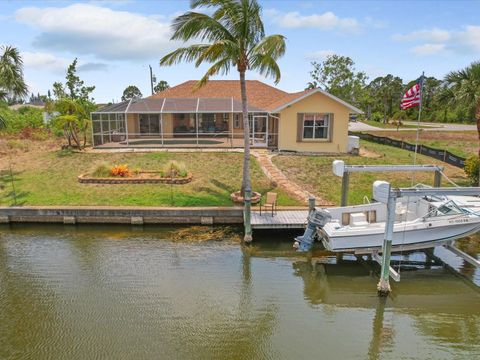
xmin=367 ymin=130 xmax=477 ymax=158
xmin=273 ymin=140 xmax=469 ymax=206
xmin=0 ymin=150 xmax=299 ymax=207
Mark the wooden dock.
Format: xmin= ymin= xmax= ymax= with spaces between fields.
xmin=251 ymin=210 xmax=308 ymax=229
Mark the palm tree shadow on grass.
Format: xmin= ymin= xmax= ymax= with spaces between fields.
xmin=0 ymin=170 xmax=29 ymax=206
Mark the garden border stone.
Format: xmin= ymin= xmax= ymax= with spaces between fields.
xmin=78 ymin=172 xmax=193 ymax=185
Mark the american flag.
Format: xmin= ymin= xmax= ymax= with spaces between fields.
xmin=400 ymin=79 xmax=423 ymax=110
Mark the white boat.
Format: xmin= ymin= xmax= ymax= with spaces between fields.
xmin=294 ymin=182 xmax=480 ymax=253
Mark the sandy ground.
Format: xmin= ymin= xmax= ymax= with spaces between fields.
xmin=0 ymin=137 xmax=61 ymax=172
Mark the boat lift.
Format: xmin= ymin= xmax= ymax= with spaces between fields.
xmin=376 ymin=184 xmax=480 ymax=295
xmin=332 ymin=160 xmax=444 ymax=206
xmin=296 ymin=160 xmax=480 ymax=295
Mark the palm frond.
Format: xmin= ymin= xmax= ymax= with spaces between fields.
xmin=170 ymin=11 xmax=235 ymax=43
xmin=160 ymin=45 xmax=211 ymax=66
xmin=249 ymin=34 xmax=286 ymax=59
xmin=444 ymin=61 xmax=480 ymax=106
xmin=197 ymin=57 xmax=232 ymax=88
xmin=249 ymin=53 xmax=281 ymax=84
xmin=194 ymin=40 xmax=238 ymax=67
xmin=0 ymin=45 xmax=28 ymax=99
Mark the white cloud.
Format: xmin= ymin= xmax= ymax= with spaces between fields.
xmin=267 ymin=10 xmax=362 ymax=34
xmin=15 ymin=3 xmax=176 ymax=61
xmin=364 ymin=16 xmax=388 ymax=29
xmin=452 ymin=25 xmax=480 ymax=54
xmin=393 ymin=28 xmax=451 ymax=42
xmin=394 ymin=25 xmax=480 ymax=56
xmin=77 ymin=62 xmax=109 ymax=72
xmin=411 ymin=43 xmax=445 ymax=56
xmin=306 ymin=49 xmax=336 ymax=60
xmin=22 ymin=51 xmax=108 ymax=73
xmin=22 ymin=51 xmax=70 ymax=72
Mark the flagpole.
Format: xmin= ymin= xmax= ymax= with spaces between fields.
xmin=411 ymin=71 xmax=425 ymax=185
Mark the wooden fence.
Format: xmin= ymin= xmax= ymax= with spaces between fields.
xmin=352 ymin=132 xmax=466 ymax=168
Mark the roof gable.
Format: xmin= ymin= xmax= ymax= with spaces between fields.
xmin=269 ymin=88 xmax=364 ymax=114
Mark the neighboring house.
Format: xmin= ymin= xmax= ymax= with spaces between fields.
xmin=91 ymin=80 xmax=362 ymax=152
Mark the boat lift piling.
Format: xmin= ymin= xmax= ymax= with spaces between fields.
xmin=376 ymin=184 xmax=480 ymax=296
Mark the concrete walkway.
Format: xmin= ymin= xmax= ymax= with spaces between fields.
xmin=253 ymin=150 xmax=331 ymax=206
xmin=349 ymin=121 xmax=477 ymax=132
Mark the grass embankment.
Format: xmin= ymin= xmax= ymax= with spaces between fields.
xmin=0 ymin=140 xmax=299 ymax=206
xmin=273 ymin=140 xmax=468 ymax=206
xmin=368 ymin=130 xmax=477 ymax=158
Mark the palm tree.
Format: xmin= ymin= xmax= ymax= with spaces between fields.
xmin=154 ymin=80 xmax=170 ymax=93
xmin=160 ymin=0 xmax=286 ymax=195
xmin=444 ymin=62 xmax=480 ymax=184
xmin=0 ymin=45 xmax=28 ymax=102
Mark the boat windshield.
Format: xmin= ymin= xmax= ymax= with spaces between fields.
xmin=436 ymin=201 xmax=466 ymax=215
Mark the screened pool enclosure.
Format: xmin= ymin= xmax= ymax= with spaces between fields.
xmin=91 ymin=97 xmax=279 ymax=148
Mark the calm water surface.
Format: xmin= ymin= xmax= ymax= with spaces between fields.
xmin=0 ymin=224 xmax=479 ymax=360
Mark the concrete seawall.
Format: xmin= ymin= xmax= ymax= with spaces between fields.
xmin=0 ymin=206 xmax=244 ymax=225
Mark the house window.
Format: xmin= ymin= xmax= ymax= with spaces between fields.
xmin=234 ymin=114 xmax=241 ymax=129
xmin=303 ymin=113 xmax=330 ymax=140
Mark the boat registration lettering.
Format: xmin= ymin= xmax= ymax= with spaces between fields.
xmin=448 ymin=217 xmax=469 ymax=224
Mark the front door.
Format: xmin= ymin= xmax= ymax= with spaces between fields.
xmin=249 ymin=115 xmax=268 ymax=147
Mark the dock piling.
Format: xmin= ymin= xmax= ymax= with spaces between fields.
xmin=377 ymin=187 xmax=395 ymax=296
xmin=244 ymin=187 xmax=253 ymax=242
xmin=308 ymin=196 xmax=316 ymax=214
xmin=433 ymin=170 xmax=442 ymax=187
xmin=340 ymin=172 xmax=350 ymax=206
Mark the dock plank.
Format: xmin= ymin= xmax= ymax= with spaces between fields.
xmin=251 ymin=210 xmax=308 ymax=229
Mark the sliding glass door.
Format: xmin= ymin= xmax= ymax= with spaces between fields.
xmin=139 ymin=114 xmax=160 ymax=135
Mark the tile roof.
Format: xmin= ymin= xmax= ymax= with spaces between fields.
xmin=150 ymin=80 xmax=362 ymax=113
xmin=94 ymin=80 xmax=363 ymax=114
xmin=150 ymin=80 xmax=294 ymax=112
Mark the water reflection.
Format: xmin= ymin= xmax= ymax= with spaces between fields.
xmin=287 ymin=255 xmax=480 ymax=358
xmin=0 ymin=224 xmax=479 ymax=359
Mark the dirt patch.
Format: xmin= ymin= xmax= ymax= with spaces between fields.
xmin=359 ymin=147 xmax=381 ymax=158
xmin=0 ymin=136 xmax=63 ymax=172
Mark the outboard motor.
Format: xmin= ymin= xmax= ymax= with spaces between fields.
xmin=293 ymin=209 xmax=332 ymax=252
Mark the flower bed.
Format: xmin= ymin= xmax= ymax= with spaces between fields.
xmin=230 ymin=191 xmax=262 ymax=204
xmin=78 ymin=172 xmax=193 ymax=184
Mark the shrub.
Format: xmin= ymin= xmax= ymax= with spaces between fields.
xmin=92 ymin=162 xmax=111 ymax=178
xmin=370 ymin=112 xmax=384 ymax=122
xmin=110 ymin=164 xmax=132 ymax=177
xmin=0 ymin=107 xmax=44 ymax=134
xmin=464 ymin=155 xmax=479 ymax=185
xmin=163 ymin=160 xmax=188 ymax=178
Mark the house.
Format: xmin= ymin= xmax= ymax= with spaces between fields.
xmin=91 ymin=80 xmax=363 ymax=152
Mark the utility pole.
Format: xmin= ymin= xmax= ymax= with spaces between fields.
xmin=149 ymin=65 xmax=155 ymax=95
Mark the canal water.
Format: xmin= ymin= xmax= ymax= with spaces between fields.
xmin=1 ymin=224 xmax=479 ymax=359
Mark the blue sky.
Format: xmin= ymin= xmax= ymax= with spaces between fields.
xmin=1 ymin=0 xmax=480 ymax=102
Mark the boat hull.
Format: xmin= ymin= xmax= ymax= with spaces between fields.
xmin=320 ymin=220 xmax=480 ymax=253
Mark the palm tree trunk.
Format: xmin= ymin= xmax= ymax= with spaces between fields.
xmin=476 ymin=101 xmax=480 ymax=186
xmin=239 ymin=70 xmax=251 ymax=195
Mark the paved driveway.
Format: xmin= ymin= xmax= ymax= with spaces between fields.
xmin=349 ymin=121 xmax=477 ymax=132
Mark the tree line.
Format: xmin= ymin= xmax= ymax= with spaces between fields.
xmin=306 ymin=54 xmax=479 ymax=124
